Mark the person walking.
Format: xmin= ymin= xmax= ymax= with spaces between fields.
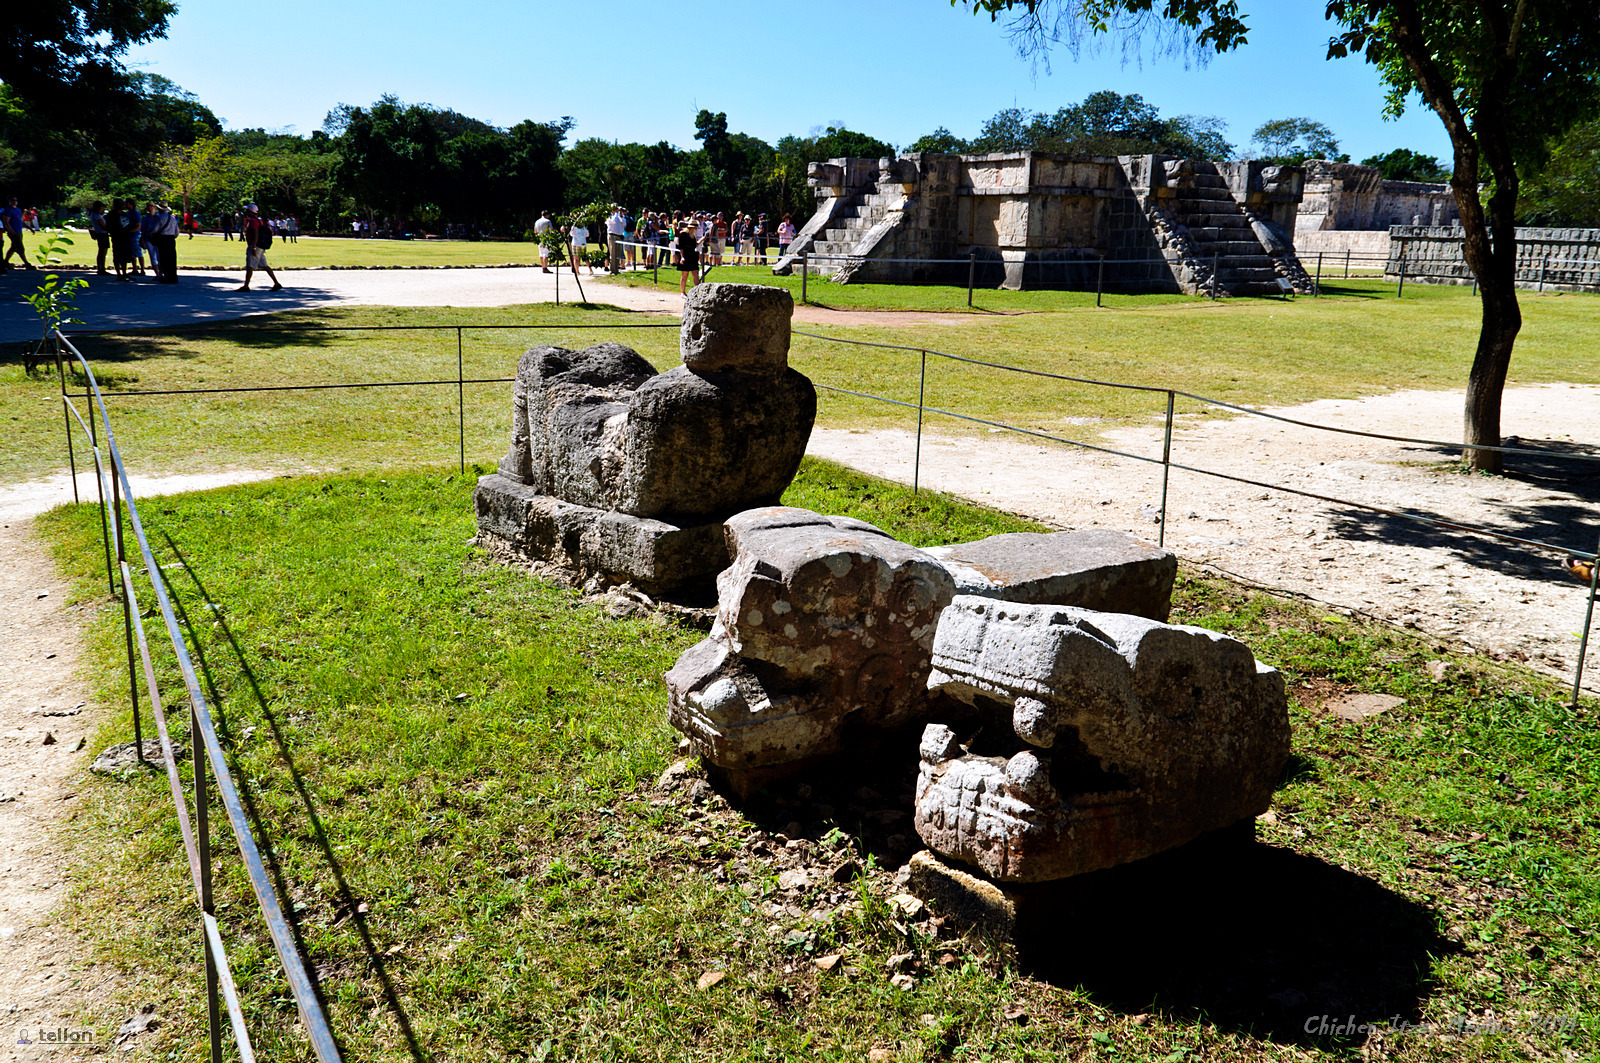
xmin=1 ymin=197 xmax=33 ymax=269
xmin=777 ymin=214 xmax=795 ymax=258
xmin=139 ymin=202 xmax=162 ymax=276
xmin=110 ymin=199 xmax=137 ymax=280
xmin=236 ymin=204 xmax=283 ymax=291
xmin=567 ymin=218 xmax=593 ymax=275
xmin=220 ymin=211 xmax=234 ymax=241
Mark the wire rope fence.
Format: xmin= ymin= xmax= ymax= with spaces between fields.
xmin=49 ymin=317 xmax=1600 ymax=707
xmin=51 ymin=329 xmax=343 ymax=1063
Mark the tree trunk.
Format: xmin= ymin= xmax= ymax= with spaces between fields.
xmin=1463 ymin=279 xmax=1520 ymax=473
xmin=1384 ymin=0 xmax=1523 ymax=473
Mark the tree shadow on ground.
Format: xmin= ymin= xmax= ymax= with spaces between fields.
xmin=156 ymin=532 xmax=428 ymax=1063
xmin=722 ymin=743 xmax=1451 ymax=1048
xmin=1326 ymin=440 xmax=1600 ymax=581
xmin=1309 ymin=282 xmax=1390 ymax=300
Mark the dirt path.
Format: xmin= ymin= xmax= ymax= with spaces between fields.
xmin=0 ymin=470 xmax=285 ymax=1058
xmin=810 ymin=383 xmax=1600 ymax=695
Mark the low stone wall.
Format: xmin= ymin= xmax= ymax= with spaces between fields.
xmin=1386 ymin=225 xmax=1600 ymax=292
xmin=1292 ymin=230 xmax=1390 ymax=259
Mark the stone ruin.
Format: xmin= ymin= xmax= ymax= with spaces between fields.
xmin=662 ymin=504 xmax=1290 ymax=918
xmin=665 ymin=512 xmax=1181 ymax=797
xmin=474 ymin=284 xmax=815 ymax=592
xmin=476 ymin=281 xmax=1292 ymax=933
xmin=915 ymin=598 xmax=1290 ymax=882
xmin=774 ymin=151 xmax=1314 ymax=297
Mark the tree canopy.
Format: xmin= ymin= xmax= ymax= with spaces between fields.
xmin=959 ymin=0 xmax=1600 ymax=473
xmin=912 ymin=91 xmax=1233 ymax=159
xmin=1250 ymin=117 xmax=1343 ymax=164
xmin=1360 ymin=147 xmax=1450 ymax=182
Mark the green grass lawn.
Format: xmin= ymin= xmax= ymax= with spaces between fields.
xmin=3 ymin=287 xmax=1596 ymax=487
xmin=599 ymin=262 xmax=1199 ymax=313
xmin=36 ymin=460 xmax=1597 ymax=1061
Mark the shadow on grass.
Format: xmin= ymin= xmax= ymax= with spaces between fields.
xmin=1018 ymin=833 xmax=1455 ymax=1045
xmin=1326 ymin=440 xmax=1600 ymax=581
xmin=156 ymin=532 xmax=427 ymax=1063
xmin=721 ymin=743 xmax=1450 ymax=1047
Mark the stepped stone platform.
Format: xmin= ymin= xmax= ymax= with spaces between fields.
xmin=775 ymin=151 xmax=1313 ymax=297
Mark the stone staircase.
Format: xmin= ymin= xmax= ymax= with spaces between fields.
xmin=807 ymin=190 xmax=900 ymax=262
xmin=1151 ymin=166 xmax=1292 ymax=296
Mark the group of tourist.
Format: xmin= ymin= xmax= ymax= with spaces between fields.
xmin=82 ymin=200 xmax=183 ymax=283
xmin=217 ymin=211 xmax=297 ymax=242
xmin=75 ymin=200 xmax=282 ymax=290
xmin=532 ymin=206 xmax=799 ymax=294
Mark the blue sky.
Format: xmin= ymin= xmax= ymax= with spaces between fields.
xmin=128 ymin=0 xmax=1455 ymax=164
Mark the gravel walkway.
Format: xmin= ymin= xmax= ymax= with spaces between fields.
xmin=810 ymin=383 xmax=1600 ymax=695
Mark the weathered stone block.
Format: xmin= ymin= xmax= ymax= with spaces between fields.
xmin=475 ymin=473 xmax=728 ymax=593
xmin=620 ymin=366 xmax=815 ymax=523
xmin=479 ymin=284 xmax=816 ymax=590
xmin=680 ymin=283 xmax=794 ymax=374
xmin=915 ymin=597 xmax=1290 ymax=882
xmin=666 ymin=508 xmax=957 ymax=791
xmin=925 ymin=529 xmax=1175 ymax=620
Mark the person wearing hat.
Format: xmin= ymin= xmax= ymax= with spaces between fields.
xmin=675 ymin=221 xmax=701 ymax=294
xmin=237 ymin=204 xmax=283 ymax=291
xmin=148 ymin=201 xmax=181 ymax=283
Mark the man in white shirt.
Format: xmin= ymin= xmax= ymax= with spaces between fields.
xmin=605 ymin=206 xmax=628 ymax=274
xmin=534 ymin=210 xmax=553 ymax=272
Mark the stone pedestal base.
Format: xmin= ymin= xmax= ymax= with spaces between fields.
xmin=474 ymin=473 xmax=729 ymax=593
xmin=907 ymin=820 xmax=1258 ymax=955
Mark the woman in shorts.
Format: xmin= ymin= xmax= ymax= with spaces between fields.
xmin=676 ymin=222 xmax=700 ymax=294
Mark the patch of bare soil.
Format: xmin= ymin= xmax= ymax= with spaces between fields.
xmin=809 ymin=383 xmax=1600 ymax=694
xmin=0 ymin=469 xmax=288 ymax=1058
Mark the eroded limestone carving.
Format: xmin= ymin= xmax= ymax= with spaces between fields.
xmin=665 ymin=512 xmax=1179 ymax=793
xmin=475 ymin=283 xmax=815 ymax=591
xmin=914 ymin=597 xmax=1290 ymax=882
xmin=666 ymin=508 xmax=956 ymax=792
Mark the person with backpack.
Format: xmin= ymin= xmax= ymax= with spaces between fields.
xmin=237 ymin=203 xmax=283 ymax=291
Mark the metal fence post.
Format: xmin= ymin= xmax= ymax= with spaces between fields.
xmin=1573 ymin=533 xmax=1600 ymax=706
xmin=967 ymin=250 xmax=976 ymax=308
xmin=914 ymin=350 xmax=927 ymax=494
xmin=1096 ymin=254 xmax=1105 ymax=308
xmin=801 ymin=251 xmax=808 ymax=304
xmin=1397 ymin=248 xmax=1407 ymax=298
xmin=194 ymin=703 xmax=223 ymax=1063
xmin=456 ymin=327 xmax=465 ymax=473
xmin=1539 ymin=255 xmax=1548 ymax=293
xmin=1158 ymin=391 xmax=1175 ymax=548
xmin=1210 ymin=253 xmax=1219 ymax=300
xmin=55 ymin=336 xmax=79 ymax=504
xmin=88 ymin=411 xmax=114 ymax=598
xmin=1345 ymin=248 xmax=1351 ymax=279
xmin=1315 ymin=251 xmax=1323 ymax=297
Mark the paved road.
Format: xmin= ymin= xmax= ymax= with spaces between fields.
xmin=0 ymin=265 xmax=685 ymax=343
